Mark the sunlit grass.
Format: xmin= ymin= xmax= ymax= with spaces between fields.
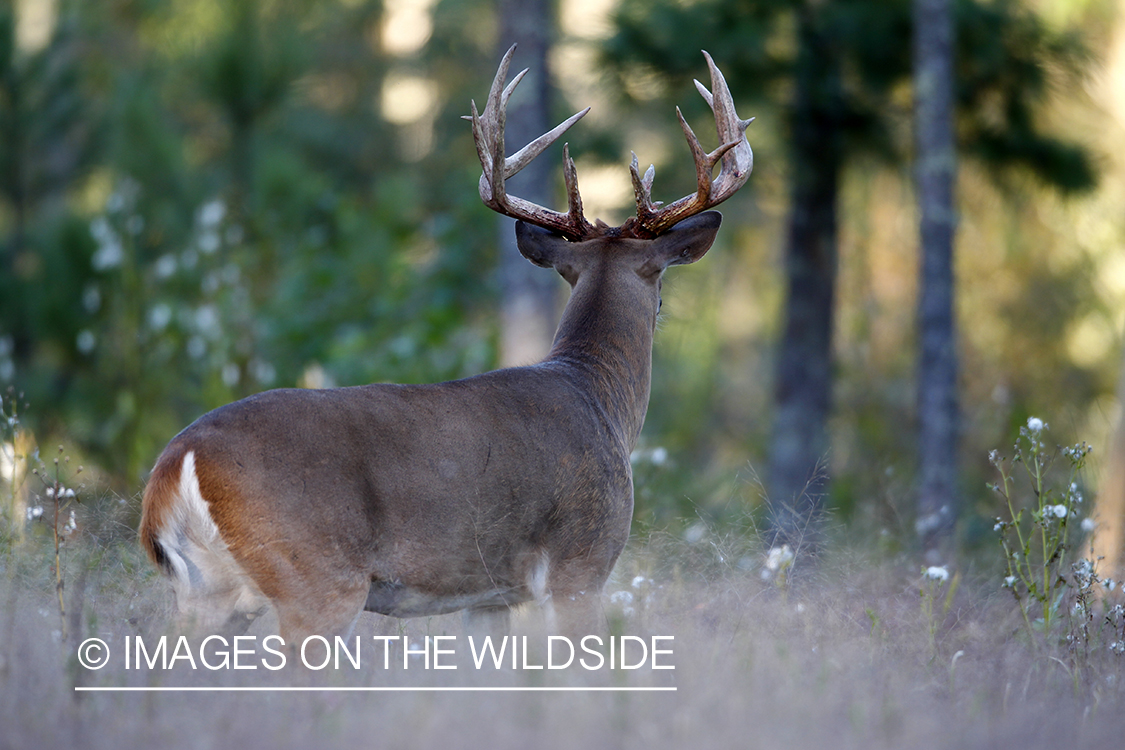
xmin=2 ymin=493 xmax=1123 ymax=748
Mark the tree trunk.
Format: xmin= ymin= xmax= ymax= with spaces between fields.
xmin=767 ymin=12 xmax=843 ymax=549
xmin=495 ymin=0 xmax=559 ymax=366
xmin=913 ymin=0 xmax=959 ymax=563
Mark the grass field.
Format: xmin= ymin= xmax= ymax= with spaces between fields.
xmin=2 ymin=506 xmax=1123 ymax=750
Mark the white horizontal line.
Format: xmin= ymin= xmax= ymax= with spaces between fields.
xmin=75 ymin=686 xmax=676 ymax=693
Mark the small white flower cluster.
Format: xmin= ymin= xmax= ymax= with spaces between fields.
xmin=26 ymin=505 xmax=44 ymax=521
xmin=924 ymin=565 xmax=950 ymax=583
xmin=90 ymin=216 xmax=124 ymax=271
xmin=765 ymin=544 xmax=794 ymax=572
xmin=1062 ymin=442 xmax=1092 ymax=462
xmin=1067 ymin=482 xmax=1084 ymax=506
xmin=63 ymin=509 xmax=77 ymax=536
xmin=609 ymin=575 xmax=656 ymax=618
xmin=1018 ymin=417 xmax=1048 ymax=451
xmin=761 ymin=544 xmax=795 ymax=581
xmin=45 ymin=486 xmax=76 ymax=499
xmin=629 ymin=446 xmax=669 ymax=467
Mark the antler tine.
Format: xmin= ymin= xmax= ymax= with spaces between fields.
xmin=696 ymin=50 xmax=754 ymax=201
xmin=466 ymin=44 xmax=595 ymax=241
xmin=628 ymin=51 xmax=754 ymax=238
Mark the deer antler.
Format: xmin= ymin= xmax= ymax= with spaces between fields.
xmin=465 ymin=45 xmax=595 ymax=241
xmin=468 ymin=47 xmax=753 ymax=241
xmin=625 ymin=51 xmax=754 ymax=238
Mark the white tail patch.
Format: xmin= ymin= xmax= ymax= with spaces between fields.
xmin=156 ymin=451 xmax=218 ymax=585
xmin=156 ymin=451 xmax=267 ymax=632
xmin=528 ymin=550 xmax=558 ymax=633
xmin=528 ymin=550 xmax=551 ymax=604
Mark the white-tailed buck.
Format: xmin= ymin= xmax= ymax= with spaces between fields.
xmin=140 ymin=47 xmax=752 ymax=640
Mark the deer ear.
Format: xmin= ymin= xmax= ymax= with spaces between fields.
xmin=648 ymin=211 xmax=722 ymax=272
xmin=515 ymin=221 xmax=573 ymax=269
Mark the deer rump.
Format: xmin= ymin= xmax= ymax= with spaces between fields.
xmin=140 ymin=372 xmax=633 ymax=638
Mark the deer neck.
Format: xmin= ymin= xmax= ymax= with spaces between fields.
xmin=543 ymin=266 xmax=657 ymax=451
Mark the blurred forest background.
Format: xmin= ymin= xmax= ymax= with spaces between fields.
xmin=2 ymin=0 xmax=1124 ymax=567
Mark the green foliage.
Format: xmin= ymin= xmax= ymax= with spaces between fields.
xmin=0 ymin=0 xmax=501 ymax=485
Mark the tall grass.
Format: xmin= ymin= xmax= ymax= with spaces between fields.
xmin=2 ymin=501 xmax=1123 ymax=750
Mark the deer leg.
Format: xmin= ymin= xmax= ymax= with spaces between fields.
xmin=462 ymin=605 xmax=511 ymax=638
xmin=272 ymin=580 xmax=369 ymax=643
xmin=541 ymin=554 xmax=608 ymax=639
xmin=167 ymin=541 xmax=271 ymax=638
xmin=551 ymin=589 xmax=604 ymax=640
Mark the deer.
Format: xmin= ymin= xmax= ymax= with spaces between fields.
xmin=138 ymin=46 xmax=753 ymax=642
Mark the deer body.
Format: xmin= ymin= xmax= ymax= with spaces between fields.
xmin=141 ymin=218 xmax=722 ymax=638
xmin=140 ymin=47 xmax=751 ymax=640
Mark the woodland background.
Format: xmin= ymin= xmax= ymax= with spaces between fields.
xmin=2 ymin=0 xmax=1125 ymax=573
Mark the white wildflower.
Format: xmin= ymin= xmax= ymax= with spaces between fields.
xmin=76 ymin=330 xmax=96 ymax=354
xmin=186 ymin=336 xmax=206 ymax=359
xmin=251 ymin=359 xmax=276 ymax=385
xmin=610 ymin=590 xmax=634 ymax=606
xmin=198 ymin=231 xmax=221 ymax=255
xmin=194 ymin=305 xmax=221 ymax=338
xmin=90 ymin=217 xmax=124 ymax=270
xmin=924 ymin=565 xmax=950 ymax=582
xmin=221 ymin=363 xmax=240 ymax=387
xmin=766 ymin=544 xmax=795 ymax=572
xmin=1004 ymin=576 xmax=1016 ymax=588
xmin=199 ymin=199 xmax=226 ymax=229
xmin=26 ymin=506 xmax=44 ymax=520
xmin=631 ymin=575 xmax=648 ymax=590
xmin=148 ymin=304 xmax=173 ymax=331
xmin=1049 ymin=504 xmax=1068 ymax=519
xmin=1026 ymin=416 xmax=1044 ymax=433
xmin=1082 ymin=518 xmax=1097 ymax=533
xmin=683 ymin=523 xmax=706 ymax=544
xmin=153 ymin=254 xmax=177 ymax=279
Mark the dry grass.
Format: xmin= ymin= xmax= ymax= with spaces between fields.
xmin=1 ymin=521 xmax=1124 ymax=750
